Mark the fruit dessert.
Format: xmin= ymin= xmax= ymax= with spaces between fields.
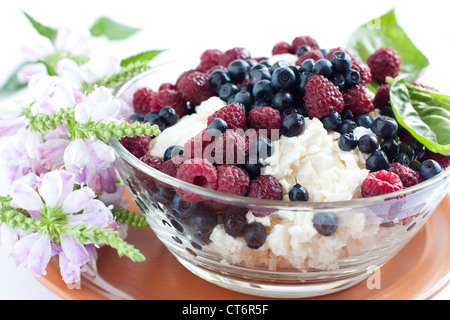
xmin=119 ymin=36 xmax=449 ymax=271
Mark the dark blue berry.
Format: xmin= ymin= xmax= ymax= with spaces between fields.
xmin=409 ymin=159 xmax=421 ymax=172
xmin=398 ymin=143 xmax=415 ymax=161
xmin=207 ymin=118 xmax=228 ymax=136
xmin=129 ymin=112 xmax=145 ymax=122
xmin=298 ymin=59 xmax=315 ymax=73
xmin=244 ymin=222 xmax=267 ymax=249
xmin=233 ymin=91 xmax=253 ymax=108
xmin=338 ymin=133 xmax=358 ymax=151
xmin=227 ymin=59 xmax=250 ymax=82
xmin=329 ymin=51 xmax=352 ymax=74
xmin=320 ymin=110 xmax=342 ymax=131
xmin=164 ymin=145 xmax=184 ymax=161
xmin=218 ymin=82 xmax=238 ymax=101
xmin=366 ymin=149 xmax=391 ymax=172
xmin=313 ymin=59 xmax=334 ymax=79
xmin=249 ymin=137 xmax=273 ymax=160
xmin=296 ymin=45 xmax=311 ymax=56
xmin=171 ymin=194 xmax=197 ymax=220
xmin=380 ymin=106 xmax=395 ymax=118
xmin=280 ymin=113 xmax=305 ymax=137
xmin=313 ymin=212 xmax=339 ymax=237
xmin=344 ymin=69 xmax=360 ymax=87
xmin=420 ymin=159 xmax=443 ymax=180
xmin=244 ymin=157 xmax=265 ymax=179
xmin=372 ymin=116 xmax=398 ymax=139
xmin=209 ymin=69 xmax=231 ymax=93
xmin=410 ymin=140 xmax=426 ymax=160
xmin=271 ymin=60 xmax=290 ymax=72
xmin=342 ymin=109 xmax=355 ymax=120
xmin=189 ymin=211 xmax=218 ymax=243
xmin=380 ymin=138 xmax=399 ymax=159
xmin=289 ymin=184 xmax=309 ymax=201
xmin=296 ymin=72 xmax=313 ymax=97
xmin=252 ymin=79 xmax=274 ymax=102
xmin=143 ymin=111 xmax=160 ymax=124
xmin=271 ymin=66 xmax=296 ymax=90
xmin=331 ymin=72 xmax=345 ymax=90
xmin=159 ymin=106 xmax=179 ymax=126
xmin=339 ymin=119 xmax=357 ymax=134
xmin=239 ymin=82 xmax=253 ymax=93
xmin=392 ymin=153 xmax=411 ymax=166
xmin=271 ymin=90 xmax=294 ymax=112
xmin=224 ymin=212 xmax=247 ymax=237
xmin=355 ymin=114 xmax=374 ymax=129
xmin=250 ymin=64 xmax=271 ymax=84
xmin=358 ymin=134 xmax=379 ymax=154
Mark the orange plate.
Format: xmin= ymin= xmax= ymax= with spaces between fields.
xmin=37 ymin=193 xmax=450 ymax=300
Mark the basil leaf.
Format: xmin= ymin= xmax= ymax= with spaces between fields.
xmin=90 ymin=17 xmax=141 ymax=41
xmin=120 ymin=50 xmax=165 ymax=67
xmin=389 ymin=75 xmax=450 ymax=155
xmin=347 ymin=9 xmax=429 ymax=83
xmin=22 ymin=11 xmax=58 ymax=44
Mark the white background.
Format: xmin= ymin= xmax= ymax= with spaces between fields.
xmin=0 ymin=0 xmax=449 ymax=300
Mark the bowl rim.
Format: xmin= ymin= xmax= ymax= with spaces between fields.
xmin=110 ymin=58 xmax=450 ymax=211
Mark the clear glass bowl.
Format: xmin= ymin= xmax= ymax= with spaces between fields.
xmin=111 ymin=58 xmax=450 ymax=298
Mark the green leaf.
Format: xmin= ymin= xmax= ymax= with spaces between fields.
xmin=389 ymin=75 xmax=450 ymax=155
xmin=0 ymin=62 xmax=29 ymax=96
xmin=120 ymin=50 xmax=164 ymax=67
xmin=22 ymin=11 xmax=58 ymax=43
xmin=347 ymin=9 xmax=429 ymax=83
xmin=90 ymin=17 xmax=141 ymax=41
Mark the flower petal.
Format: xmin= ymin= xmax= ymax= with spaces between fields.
xmin=26 ymin=234 xmax=52 ymax=277
xmin=60 ymin=234 xmax=90 ymax=266
xmin=10 ymin=180 xmax=43 ymax=212
xmin=63 ymin=139 xmax=88 ymax=168
xmin=74 ymin=102 xmax=92 ymax=124
xmin=61 ymin=187 xmax=95 ymax=214
xmin=59 ymin=251 xmax=81 ymax=284
xmin=38 ymin=170 xmax=63 ymax=208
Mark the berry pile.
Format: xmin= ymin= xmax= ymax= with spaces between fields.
xmin=121 ymin=36 xmax=448 ymax=250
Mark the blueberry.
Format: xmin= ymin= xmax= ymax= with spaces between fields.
xmin=409 ymin=159 xmax=421 ymax=172
xmin=355 ymin=114 xmax=374 ymax=129
xmin=128 ymin=112 xmax=145 ymax=122
xmin=313 ymin=212 xmax=339 ymax=237
xmin=271 ymin=66 xmax=296 ymax=90
xmin=342 ymin=109 xmax=355 ymax=120
xmin=398 ymin=143 xmax=415 ymax=161
xmin=366 ymin=149 xmax=391 ymax=172
xmin=189 ymin=211 xmax=218 ymax=242
xmin=420 ymin=159 xmax=443 ymax=180
xmin=244 ymin=157 xmax=265 ymax=179
xmin=251 ymin=99 xmax=270 ymax=110
xmin=207 ymin=118 xmax=228 ymax=136
xmin=358 ymin=134 xmax=379 ymax=154
xmin=143 ymin=111 xmax=160 ymax=124
xmin=224 ymin=212 xmax=247 ymax=237
xmin=289 ymin=184 xmax=309 ymax=201
xmin=246 ymin=59 xmax=258 ymax=68
xmin=249 ymin=137 xmax=273 ymax=160
xmin=380 ymin=106 xmax=395 ymax=118
xmin=320 ymin=111 xmax=342 ymax=131
xmin=299 ymin=59 xmax=315 ymax=73
xmin=244 ymin=222 xmax=267 ymax=249
xmin=329 ymin=51 xmax=352 ymax=74
xmin=380 ymin=138 xmax=399 ymax=160
xmin=372 ymin=116 xmax=398 ymax=139
xmin=270 ymin=60 xmax=290 ymax=72
xmin=218 ymin=82 xmax=238 ymax=101
xmin=296 ymin=71 xmax=313 ymax=97
xmin=271 ymin=90 xmax=294 ymax=112
xmin=171 ymin=194 xmax=197 ymax=220
xmin=239 ymin=82 xmax=253 ymax=93
xmin=295 ymin=45 xmax=311 ymax=56
xmin=280 ymin=113 xmax=305 ymax=137
xmin=209 ymin=69 xmax=231 ymax=93
xmin=313 ymin=59 xmax=334 ymax=79
xmin=227 ymin=59 xmax=250 ymax=82
xmin=331 ymin=72 xmax=345 ymax=90
xmin=338 ymin=133 xmax=358 ymax=151
xmin=410 ymin=140 xmax=426 ymax=160
xmin=159 ymin=106 xmax=179 ymax=126
xmin=252 ymin=79 xmax=275 ymax=102
xmin=250 ymin=64 xmax=271 ymax=84
xmin=164 ymin=145 xmax=184 ymax=161
xmin=344 ymin=69 xmax=360 ymax=87
xmin=233 ymin=91 xmax=253 ymax=108
xmin=282 ymin=107 xmax=299 ymax=118
xmin=392 ymin=153 xmax=411 ymax=166
xmin=339 ymin=119 xmax=357 ymax=134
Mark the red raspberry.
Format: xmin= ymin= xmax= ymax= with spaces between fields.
xmin=361 ymin=170 xmax=403 ymax=198
xmin=197 ymin=49 xmax=223 ymax=72
xmin=247 ymin=106 xmax=282 ymax=139
xmin=207 ymin=103 xmax=247 ymax=130
xmin=205 ymin=64 xmax=227 ymax=76
xmin=423 ymin=150 xmax=450 ymax=168
xmin=272 ymin=41 xmax=294 ymax=55
xmin=342 ymin=85 xmax=374 ymax=115
xmin=140 ymin=154 xmax=163 ymax=170
xmin=367 ymin=47 xmax=401 ymax=84
xmin=175 ymin=69 xmax=197 ymax=87
xmin=150 ymin=88 xmax=187 ymax=116
xmin=372 ymin=84 xmax=391 ymax=109
xmin=295 ymin=49 xmax=324 ymax=66
xmin=248 ymin=175 xmax=283 ymax=200
xmin=132 ymin=88 xmax=155 ymax=114
xmin=219 ymin=47 xmax=251 ymax=67
xmin=176 ymin=158 xmax=218 ymax=202
xmin=119 ymin=135 xmax=151 ymax=158
xmin=160 ymin=156 xmax=183 ymax=177
xmin=292 ymin=36 xmax=320 ymax=51
xmin=216 ymin=165 xmax=250 ymax=196
xmin=388 ymin=162 xmax=424 ymax=188
xmin=159 ymin=82 xmax=176 ymax=91
xmin=303 ymin=74 xmax=344 ymax=119
xmin=183 ymin=128 xmax=216 ymax=161
xmin=177 ymin=71 xmax=215 ymax=106
xmin=350 ymin=59 xmax=372 ymax=87
xmin=212 ymin=130 xmax=248 ymax=165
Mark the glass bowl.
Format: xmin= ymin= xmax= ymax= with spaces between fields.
xmin=111 ymin=57 xmax=450 ymax=298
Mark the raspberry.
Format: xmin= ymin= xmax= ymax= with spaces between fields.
xmin=140 ymin=154 xmax=163 ymax=171
xmin=342 ymin=85 xmax=374 ymax=115
xmin=212 ymin=130 xmax=248 ymax=165
xmin=295 ymin=50 xmax=324 ymax=66
xmin=205 ymin=64 xmax=227 ymax=76
xmin=272 ymin=41 xmax=294 ymax=55
xmin=159 ymin=82 xmax=176 ymax=91
xmin=216 ymin=165 xmax=250 ymax=196
xmin=248 ymin=175 xmax=283 ymax=200
xmin=160 ymin=156 xmax=183 ymax=177
xmin=303 ymin=74 xmax=344 ymax=119
xmin=372 ymin=84 xmax=391 ymax=109
xmin=150 ymin=88 xmax=187 ymax=116
xmin=132 ymin=87 xmax=155 ymax=114
xmin=361 ymin=170 xmax=403 ymax=198
xmin=176 ymin=158 xmax=218 ymax=202
xmin=247 ymin=106 xmax=282 ymax=139
xmin=207 ymin=103 xmax=247 ymax=130
xmin=423 ymin=149 xmax=450 ymax=168
xmin=292 ymin=36 xmax=320 ymax=51
xmin=219 ymin=47 xmax=251 ymax=67
xmin=197 ymin=49 xmax=223 ymax=72
xmin=177 ymin=71 xmax=215 ymax=106
xmin=388 ymin=162 xmax=424 ymax=188
xmin=367 ymin=47 xmax=401 ymax=84
xmin=350 ymin=59 xmax=372 ymax=87
xmin=183 ymin=128 xmax=216 ymax=161
xmin=119 ymin=135 xmax=151 ymax=158
xmin=175 ymin=69 xmax=197 ymax=87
